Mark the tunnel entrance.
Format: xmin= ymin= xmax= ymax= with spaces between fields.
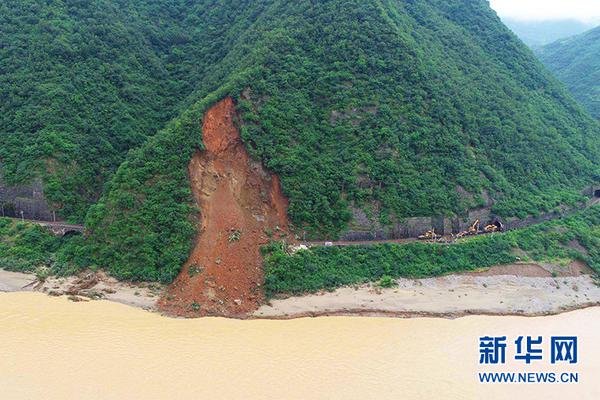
xmin=489 ymin=218 xmax=505 ymax=232
xmin=63 ymin=230 xmax=83 ymax=238
xmin=594 ymin=189 xmax=600 ymax=198
xmin=0 ymin=202 xmax=16 ymax=218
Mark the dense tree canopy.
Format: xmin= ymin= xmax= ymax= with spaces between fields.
xmin=0 ymin=0 xmax=237 ymax=219
xmin=2 ymin=0 xmax=600 ymax=281
xmin=536 ymin=26 xmax=600 ymax=120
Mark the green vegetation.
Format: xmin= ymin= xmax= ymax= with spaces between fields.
xmin=0 ymin=218 xmax=87 ymax=276
xmin=263 ymin=206 xmax=600 ymax=297
xmin=3 ymin=1 xmax=600 ymax=282
xmin=536 ymin=26 xmax=600 ymax=120
xmin=0 ymin=0 xmax=233 ymax=220
xmin=87 ymin=0 xmax=600 ymax=282
xmin=0 ymin=218 xmax=59 ymax=272
xmin=188 ymin=264 xmax=203 ymax=278
xmin=378 ymin=275 xmax=397 ymax=289
xmin=228 ymin=230 xmax=242 ymax=243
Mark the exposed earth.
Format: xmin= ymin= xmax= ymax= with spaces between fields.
xmin=157 ymin=97 xmax=290 ymax=317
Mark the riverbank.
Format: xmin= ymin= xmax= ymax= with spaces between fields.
xmin=2 ymin=261 xmax=599 ymax=319
xmin=1 ymin=292 xmax=598 ymax=400
xmin=0 ymin=269 xmax=160 ymax=310
xmin=255 ymin=262 xmax=600 ymax=319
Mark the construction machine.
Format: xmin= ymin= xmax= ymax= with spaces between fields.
xmin=484 ymin=224 xmax=499 ymax=233
xmin=455 ymin=219 xmax=480 ymax=239
xmin=484 ymin=219 xmax=504 ymax=234
xmin=468 ymin=219 xmax=480 ymax=235
xmin=418 ymin=229 xmax=440 ymax=241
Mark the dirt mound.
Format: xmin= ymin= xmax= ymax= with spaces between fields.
xmin=158 ymin=97 xmax=290 ymax=317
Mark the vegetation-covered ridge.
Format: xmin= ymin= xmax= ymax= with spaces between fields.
xmin=536 ymin=25 xmax=600 ymax=120
xmin=0 ymin=0 xmax=249 ymax=220
xmin=502 ymin=18 xmax=596 ymax=47
xmin=263 ymin=205 xmax=600 ymax=297
xmin=6 ymin=0 xmax=598 ymax=283
xmin=88 ymin=0 xmax=600 ymax=283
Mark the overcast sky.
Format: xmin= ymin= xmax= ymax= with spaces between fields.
xmin=490 ymin=0 xmax=600 ymax=23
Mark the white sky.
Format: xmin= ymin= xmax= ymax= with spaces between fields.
xmin=489 ymin=0 xmax=600 ymax=23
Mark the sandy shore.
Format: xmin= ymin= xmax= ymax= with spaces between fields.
xmin=255 ymin=263 xmax=600 ymax=319
xmin=2 ymin=262 xmax=598 ymax=319
xmin=0 ymin=269 xmax=161 ymax=310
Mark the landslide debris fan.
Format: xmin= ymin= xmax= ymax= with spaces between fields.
xmin=83 ymin=0 xmax=600 ymax=282
xmin=158 ymin=98 xmax=290 ymax=316
xmin=536 ymin=25 xmax=600 ymax=120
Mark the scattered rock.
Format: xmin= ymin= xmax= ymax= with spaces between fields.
xmin=67 ymin=295 xmax=89 ymax=303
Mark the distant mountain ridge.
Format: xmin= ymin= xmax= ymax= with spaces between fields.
xmin=502 ymin=17 xmax=598 ymax=47
xmin=536 ymin=26 xmax=600 ymax=120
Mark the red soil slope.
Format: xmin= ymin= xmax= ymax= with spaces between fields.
xmin=158 ymin=97 xmax=290 ymax=317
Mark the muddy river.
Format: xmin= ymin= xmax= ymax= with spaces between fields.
xmin=0 ymin=292 xmax=598 ymax=399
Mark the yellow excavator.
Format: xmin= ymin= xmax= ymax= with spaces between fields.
xmin=456 ymin=219 xmax=480 ymax=238
xmin=418 ymin=229 xmax=441 ymax=241
xmin=468 ymin=219 xmax=480 ymax=235
xmin=484 ymin=220 xmax=504 ymax=233
xmin=484 ymin=224 xmax=499 ymax=233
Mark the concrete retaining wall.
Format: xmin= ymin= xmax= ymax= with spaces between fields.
xmin=340 ymin=187 xmax=598 ymax=241
xmin=0 ymin=174 xmax=55 ymax=221
xmin=341 ymin=213 xmax=493 ymax=241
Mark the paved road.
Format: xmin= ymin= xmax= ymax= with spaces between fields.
xmin=6 ymin=218 xmax=84 ymax=233
xmin=9 ymin=199 xmax=599 ymax=244
xmin=302 ymin=200 xmax=600 ymax=248
xmin=302 ymin=237 xmax=421 ymax=247
xmin=302 ymin=236 xmax=458 ymax=248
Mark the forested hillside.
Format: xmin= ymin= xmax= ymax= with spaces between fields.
xmin=0 ymin=0 xmax=238 ymax=220
xmin=3 ymin=0 xmax=600 ymax=282
xmin=87 ymin=0 xmax=600 ymax=282
xmin=536 ymin=26 xmax=600 ymax=120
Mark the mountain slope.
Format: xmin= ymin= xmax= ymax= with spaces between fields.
xmin=0 ymin=0 xmax=247 ymax=220
xmin=82 ymin=0 xmax=600 ymax=282
xmin=536 ymin=26 xmax=600 ymax=120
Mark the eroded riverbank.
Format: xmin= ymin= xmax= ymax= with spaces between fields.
xmin=2 ymin=261 xmax=598 ymax=319
xmin=255 ymin=271 xmax=600 ymax=319
xmin=0 ymin=269 xmax=160 ymax=310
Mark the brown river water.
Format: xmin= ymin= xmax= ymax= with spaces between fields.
xmin=0 ymin=292 xmax=598 ymax=399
